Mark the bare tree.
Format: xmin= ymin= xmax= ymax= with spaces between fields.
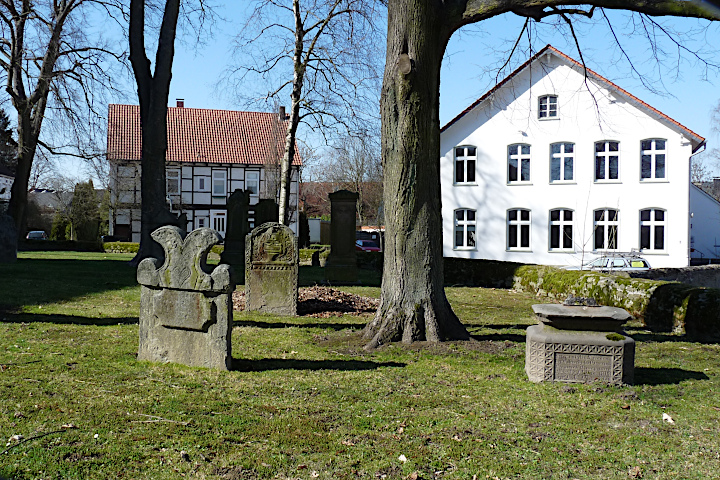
xmin=324 ymin=134 xmax=382 ymax=225
xmin=227 ymin=0 xmax=385 ymax=225
xmin=0 ymin=0 xmax=124 ymax=240
xmin=362 ymin=1 xmax=720 ymax=350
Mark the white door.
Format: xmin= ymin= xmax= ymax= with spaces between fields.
xmin=210 ymin=210 xmax=227 ymax=237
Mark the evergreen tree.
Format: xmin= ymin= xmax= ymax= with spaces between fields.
xmin=0 ymin=109 xmax=17 ymax=174
xmin=69 ymin=180 xmax=100 ymax=242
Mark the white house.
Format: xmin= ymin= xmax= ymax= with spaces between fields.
xmin=107 ymin=103 xmax=301 ymax=242
xmin=440 ymin=45 xmax=715 ymax=269
xmin=0 ymin=164 xmax=12 ymax=203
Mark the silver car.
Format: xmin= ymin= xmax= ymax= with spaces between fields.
xmin=565 ymin=254 xmax=651 ymax=272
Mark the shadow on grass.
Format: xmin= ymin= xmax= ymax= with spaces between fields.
xmin=469 ymin=333 xmax=526 ymax=343
xmin=231 ymin=357 xmax=404 ymax=372
xmin=0 ymin=312 xmax=138 ymax=326
xmin=233 ymin=319 xmax=364 ymax=331
xmin=634 ymin=367 xmax=709 ymax=386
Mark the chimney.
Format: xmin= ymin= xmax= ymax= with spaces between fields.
xmin=176 ymin=99 xmax=184 ymax=108
xmin=279 ymin=105 xmax=286 ymax=120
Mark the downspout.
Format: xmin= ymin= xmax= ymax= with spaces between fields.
xmin=688 ymin=140 xmax=707 ymax=265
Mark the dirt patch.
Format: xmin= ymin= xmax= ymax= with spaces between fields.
xmin=214 ymin=466 xmax=259 ymax=480
xmin=233 ymin=286 xmax=379 ymax=317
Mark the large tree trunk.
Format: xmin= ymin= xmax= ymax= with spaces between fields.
xmin=362 ymin=0 xmax=469 ymax=349
xmin=7 ymin=110 xmax=37 ymax=240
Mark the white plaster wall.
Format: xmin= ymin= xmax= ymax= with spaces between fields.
xmin=441 ymin=54 xmax=694 ymax=268
xmin=689 ymin=184 xmax=720 ymax=260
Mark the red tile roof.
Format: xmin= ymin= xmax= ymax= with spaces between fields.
xmin=107 ymin=104 xmax=302 ymax=165
xmin=441 ymin=45 xmax=705 ymax=149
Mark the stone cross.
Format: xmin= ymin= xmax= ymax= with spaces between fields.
xmin=137 ymin=226 xmax=234 ymax=370
xmin=245 ymin=222 xmax=298 ymax=315
xmin=325 ymin=189 xmax=359 ymax=283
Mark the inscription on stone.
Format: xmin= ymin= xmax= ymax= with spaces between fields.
xmin=555 ymin=353 xmax=613 ymax=383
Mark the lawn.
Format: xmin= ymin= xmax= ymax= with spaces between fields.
xmin=0 ymin=252 xmax=719 ymax=479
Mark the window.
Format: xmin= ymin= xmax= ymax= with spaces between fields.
xmin=454 ymin=209 xmax=476 ymax=249
xmin=508 ymin=144 xmax=531 ymax=183
xmin=550 ymin=143 xmax=574 ymax=182
xmin=640 ymin=208 xmax=666 ymax=251
xmin=595 ymin=141 xmax=619 ymax=181
xmin=594 ymin=208 xmax=619 ymax=250
xmin=641 ymin=139 xmax=666 ymax=180
xmin=538 ymin=95 xmax=558 ymax=119
xmin=246 ymin=171 xmax=260 ymax=196
xmin=196 ymin=217 xmax=206 ymax=229
xmin=549 ymin=209 xmax=574 ymax=250
xmin=454 ymin=146 xmax=477 ymax=184
xmin=212 ymin=170 xmax=227 ymax=196
xmin=507 ymin=209 xmax=531 ymax=250
xmin=166 ymin=169 xmax=180 ymax=194
xmin=196 ymin=177 xmax=209 ymax=192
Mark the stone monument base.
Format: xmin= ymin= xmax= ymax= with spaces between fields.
xmin=325 ymin=262 xmax=358 ymax=283
xmin=526 ymin=324 xmax=635 ymax=385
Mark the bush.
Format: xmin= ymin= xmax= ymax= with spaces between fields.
xmin=103 ymin=242 xmax=139 ymax=254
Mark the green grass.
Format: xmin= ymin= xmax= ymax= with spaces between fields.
xmin=1 ymin=253 xmax=719 ymax=479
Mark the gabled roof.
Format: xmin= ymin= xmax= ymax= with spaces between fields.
xmin=441 ymin=45 xmax=705 ymax=151
xmin=107 ymin=104 xmax=301 ymax=165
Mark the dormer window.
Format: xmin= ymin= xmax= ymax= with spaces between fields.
xmin=538 ymin=95 xmax=558 ymax=119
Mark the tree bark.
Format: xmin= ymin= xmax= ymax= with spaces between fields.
xmin=362 ymin=0 xmax=470 ymax=349
xmin=129 ymin=0 xmax=185 ymax=265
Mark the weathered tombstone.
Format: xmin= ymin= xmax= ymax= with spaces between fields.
xmin=253 ymin=199 xmax=279 ymax=227
xmin=221 ymin=189 xmax=251 ymax=284
xmin=245 ymin=222 xmax=298 ymax=315
xmin=526 ymin=297 xmax=635 ymax=385
xmin=137 ymin=226 xmax=234 ymax=370
xmin=0 ymin=214 xmax=17 ymax=263
xmin=325 ymin=190 xmax=359 ymax=283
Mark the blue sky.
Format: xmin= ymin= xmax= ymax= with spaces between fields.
xmin=162 ymin=6 xmax=719 ymax=147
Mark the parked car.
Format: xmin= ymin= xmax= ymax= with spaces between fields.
xmin=26 ymin=230 xmax=48 ymax=240
xmin=355 ymin=240 xmax=381 ymax=252
xmin=564 ymin=253 xmax=651 ymax=272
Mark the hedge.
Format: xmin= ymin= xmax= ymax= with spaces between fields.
xmin=103 ymin=242 xmax=224 ymax=256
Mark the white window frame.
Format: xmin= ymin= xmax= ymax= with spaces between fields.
xmin=508 ymin=144 xmax=531 ymax=184
xmin=593 ymin=208 xmax=619 ymax=251
xmin=453 ymin=208 xmax=476 ymax=250
xmin=595 ymin=141 xmax=620 ymax=182
xmin=166 ymin=169 xmax=180 ymax=195
xmin=454 ymin=146 xmax=477 ymax=185
xmin=196 ymin=176 xmax=210 ymax=192
xmin=549 ymin=208 xmax=574 ymax=251
xmin=550 ymin=142 xmax=574 ymax=183
xmin=640 ymin=208 xmax=666 ymax=252
xmin=538 ymin=95 xmax=558 ymax=119
xmin=246 ymin=170 xmax=260 ymax=198
xmin=640 ymin=139 xmax=667 ymax=181
xmin=507 ymin=208 xmax=531 ymax=251
xmin=212 ymin=170 xmax=227 ymax=197
xmin=196 ymin=217 xmax=207 ymax=229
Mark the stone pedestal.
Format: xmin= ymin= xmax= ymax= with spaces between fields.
xmin=221 ymin=189 xmax=251 ymax=285
xmin=325 ymin=190 xmax=358 ymax=283
xmin=526 ymin=304 xmax=635 ymax=385
xmin=137 ymin=226 xmax=234 ymax=370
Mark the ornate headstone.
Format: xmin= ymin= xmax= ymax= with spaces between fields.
xmin=0 ymin=214 xmax=17 ymax=263
xmin=137 ymin=226 xmax=234 ymax=370
xmin=526 ymin=300 xmax=635 ymax=385
xmin=245 ymin=222 xmax=298 ymax=315
xmin=325 ymin=190 xmax=359 ymax=283
xmin=221 ymin=189 xmax=251 ymax=284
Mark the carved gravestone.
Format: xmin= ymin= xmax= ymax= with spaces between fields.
xmin=325 ymin=190 xmax=359 ymax=283
xmin=245 ymin=222 xmax=298 ymax=315
xmin=221 ymin=189 xmax=251 ymax=285
xmin=137 ymin=226 xmax=234 ymax=370
xmin=0 ymin=214 xmax=17 ymax=263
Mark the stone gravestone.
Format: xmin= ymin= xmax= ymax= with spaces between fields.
xmin=0 ymin=214 xmax=17 ymax=263
xmin=245 ymin=222 xmax=298 ymax=315
xmin=325 ymin=190 xmax=359 ymax=283
xmin=253 ymin=198 xmax=279 ymax=228
xmin=526 ymin=297 xmax=635 ymax=385
xmin=221 ymin=189 xmax=251 ymax=285
xmin=137 ymin=226 xmax=234 ymax=370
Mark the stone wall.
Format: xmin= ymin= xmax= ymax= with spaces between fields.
xmin=629 ymin=264 xmax=720 ymax=289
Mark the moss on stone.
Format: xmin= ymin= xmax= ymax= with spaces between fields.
xmin=605 ymin=333 xmax=625 ymax=342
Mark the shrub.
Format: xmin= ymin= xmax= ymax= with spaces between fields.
xmin=103 ymin=242 xmax=139 ymax=254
